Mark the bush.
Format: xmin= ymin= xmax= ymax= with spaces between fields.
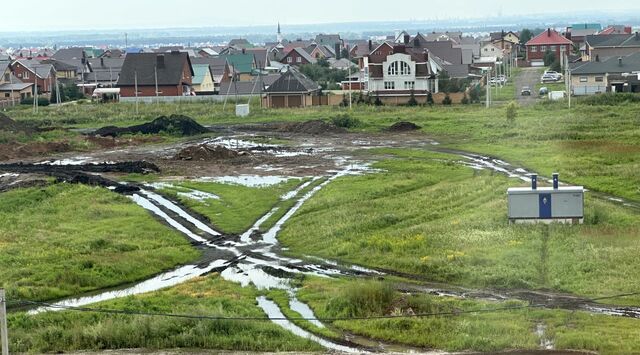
xmin=374 ymin=95 xmax=384 ymax=106
xmin=20 ymin=97 xmax=50 ymax=106
xmin=506 ymin=101 xmax=519 ymax=122
xmin=331 ymin=114 xmax=361 ymax=128
xmin=407 ymin=90 xmax=418 ymax=106
xmin=461 ymin=93 xmax=469 ymax=105
xmin=325 ymin=281 xmax=395 ymax=317
xmin=442 ymin=94 xmax=452 ymax=105
xmin=426 ymin=92 xmax=434 ymax=106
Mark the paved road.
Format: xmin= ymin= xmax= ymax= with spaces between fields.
xmin=514 ymin=68 xmax=541 ymax=105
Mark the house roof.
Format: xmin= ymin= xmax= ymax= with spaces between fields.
xmin=229 ymin=39 xmax=252 ymax=48
xmin=0 ymin=82 xmax=32 ymax=91
xmin=420 ymin=41 xmax=463 ymax=65
xmin=199 ymin=48 xmax=219 ymax=56
xmin=314 ymin=34 xmax=341 ymax=46
xmin=244 ymin=48 xmax=270 ymax=68
xmin=219 ymin=80 xmax=264 ymax=95
xmin=526 ymin=29 xmax=573 ymax=46
xmin=598 ymin=25 xmax=632 ymax=35
xmin=191 ymin=57 xmax=230 ymax=76
xmin=13 ymin=60 xmax=55 ymax=78
xmin=191 ymin=64 xmax=212 ymax=85
xmin=41 ymin=59 xmax=77 ymax=72
xmin=265 ymin=68 xmax=320 ymax=93
xmin=586 ymin=33 xmax=640 ymax=48
xmin=53 ymin=48 xmax=86 ymax=60
xmin=572 ymin=52 xmax=640 ymax=75
xmin=283 ymin=47 xmax=317 ymax=64
xmin=88 ymin=57 xmax=125 ymax=70
xmin=219 ymin=53 xmax=255 ymax=74
xmin=117 ymin=52 xmax=193 ymax=87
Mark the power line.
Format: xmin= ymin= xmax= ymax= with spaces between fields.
xmin=11 ymin=291 xmax=640 ymax=322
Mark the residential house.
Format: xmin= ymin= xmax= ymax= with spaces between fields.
xmin=367 ymin=44 xmax=438 ymax=104
xmin=264 ymin=68 xmax=321 ymax=108
xmin=598 ymin=25 xmax=633 ymax=35
xmin=244 ymin=48 xmax=270 ymax=69
xmin=480 ymin=43 xmax=504 ymax=59
xmin=306 ymin=44 xmax=335 ymax=60
xmin=0 ymin=61 xmax=33 ymax=103
xmin=525 ymin=29 xmax=573 ymax=64
xmin=191 ymin=64 xmax=215 ymax=94
xmin=571 ymin=52 xmax=640 ymax=95
xmin=281 ymin=47 xmax=317 ymax=66
xmin=490 ymin=31 xmax=520 ymax=53
xmin=100 ymin=49 xmax=124 ymax=58
xmin=117 ymin=52 xmax=194 ymax=97
xmin=85 ymin=57 xmax=125 ymax=87
xmin=52 ymin=47 xmax=90 ymax=80
xmin=199 ymin=48 xmax=219 ymax=57
xmin=190 ymin=57 xmax=232 ymax=93
xmin=11 ymin=59 xmax=56 ymax=94
xmin=314 ymin=34 xmax=341 ymax=48
xmin=565 ymin=24 xmax=601 ymax=47
xmin=584 ymin=33 xmax=640 ymax=61
xmin=220 ymin=53 xmax=256 ymax=81
xmin=41 ymin=59 xmax=78 ymax=80
xmin=228 ymin=39 xmax=253 ymax=49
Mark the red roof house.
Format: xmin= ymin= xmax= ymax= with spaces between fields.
xmin=525 ymin=29 xmax=573 ymax=62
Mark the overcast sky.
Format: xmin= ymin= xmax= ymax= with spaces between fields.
xmin=1 ymin=0 xmax=639 ymax=31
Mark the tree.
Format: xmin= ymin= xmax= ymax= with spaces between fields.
xmin=506 ymin=101 xmax=519 ymax=123
xmin=469 ymin=84 xmax=481 ymax=103
xmin=442 ymin=94 xmax=452 ymax=105
xmin=543 ymin=50 xmax=556 ymax=67
xmin=407 ymin=90 xmax=418 ymax=106
xmin=520 ymin=29 xmax=533 ymax=45
xmin=374 ymin=95 xmax=384 ymax=106
xmin=550 ymin=59 xmax=562 ymax=73
xmin=426 ymin=92 xmax=434 ymax=106
xmin=461 ymin=93 xmax=469 ymax=105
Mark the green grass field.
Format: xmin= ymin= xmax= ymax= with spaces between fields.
xmin=279 ymin=150 xmax=640 ymax=304
xmin=0 ymin=184 xmax=200 ymax=302
xmin=8 ymin=275 xmax=321 ymax=353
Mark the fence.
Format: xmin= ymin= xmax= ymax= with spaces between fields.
xmin=120 ymin=94 xmax=261 ymax=104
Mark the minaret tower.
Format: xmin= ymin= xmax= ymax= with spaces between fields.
xmin=277 ymin=22 xmax=283 ymax=43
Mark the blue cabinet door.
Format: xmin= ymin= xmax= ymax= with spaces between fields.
xmin=539 ymin=193 xmax=552 ymax=219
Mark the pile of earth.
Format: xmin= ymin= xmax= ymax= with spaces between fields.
xmin=0 ymin=142 xmax=72 ymax=161
xmin=277 ymin=120 xmax=346 ymax=135
xmin=0 ymin=113 xmax=36 ymax=134
xmin=93 ymin=115 xmax=209 ymax=137
xmin=387 ymin=121 xmax=421 ymax=132
xmin=0 ymin=161 xmax=160 ymax=175
xmin=174 ymin=144 xmax=250 ymax=161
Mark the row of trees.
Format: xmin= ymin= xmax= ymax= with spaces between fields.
xmin=299 ymin=59 xmax=349 ymax=90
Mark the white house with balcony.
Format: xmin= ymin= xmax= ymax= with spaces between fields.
xmin=367 ymin=49 xmax=438 ymax=98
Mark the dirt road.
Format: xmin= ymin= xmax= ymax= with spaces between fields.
xmin=516 ymin=67 xmax=541 ymax=105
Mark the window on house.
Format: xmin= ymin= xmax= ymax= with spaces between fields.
xmin=387 ymin=61 xmax=411 ymax=76
xmin=540 ymin=46 xmax=547 ymax=52
xmin=287 ymin=57 xmax=292 ymax=63
xmin=595 ymin=76 xmax=604 ymax=82
xmin=580 ymin=76 xmax=588 ymax=82
xmin=384 ymin=81 xmax=395 ymax=90
xmin=404 ymin=81 xmax=415 ymax=90
xmin=296 ymin=57 xmax=302 ymax=63
xmin=4 ymin=93 xmax=9 ymax=98
xmin=531 ymin=46 xmax=537 ymax=52
xmin=550 ymin=45 xmax=556 ymax=51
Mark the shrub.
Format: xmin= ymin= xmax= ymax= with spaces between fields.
xmin=331 ymin=114 xmax=361 ymax=128
xmin=442 ymin=94 xmax=452 ymax=105
xmin=461 ymin=93 xmax=469 ymax=105
xmin=21 ymin=97 xmax=50 ymax=106
xmin=325 ymin=281 xmax=395 ymax=317
xmin=374 ymin=95 xmax=384 ymax=106
xmin=407 ymin=90 xmax=418 ymax=106
xmin=426 ymin=92 xmax=434 ymax=106
xmin=506 ymin=101 xmax=519 ymax=122
xmin=580 ymin=93 xmax=640 ymax=106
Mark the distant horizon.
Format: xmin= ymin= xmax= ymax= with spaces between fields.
xmin=1 ymin=0 xmax=640 ymax=33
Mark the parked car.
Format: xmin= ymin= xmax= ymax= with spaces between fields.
xmin=539 ymin=87 xmax=549 ymax=96
xmin=521 ymin=86 xmax=532 ymax=96
xmin=541 ymin=71 xmax=563 ymax=82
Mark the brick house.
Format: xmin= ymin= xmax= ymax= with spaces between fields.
xmin=525 ymin=29 xmax=573 ymax=64
xmin=281 ymin=47 xmax=317 ymax=66
xmin=117 ymin=52 xmax=193 ymax=97
xmin=11 ymin=60 xmax=56 ymax=94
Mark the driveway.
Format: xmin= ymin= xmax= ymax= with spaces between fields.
xmin=515 ymin=68 xmax=541 ymax=105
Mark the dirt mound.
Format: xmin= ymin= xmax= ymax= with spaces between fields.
xmin=0 ymin=142 xmax=73 ymax=161
xmin=278 ymin=120 xmax=346 ymax=135
xmin=174 ymin=145 xmax=248 ymax=161
xmin=387 ymin=121 xmax=421 ymax=132
xmin=93 ymin=115 xmax=209 ymax=137
xmin=0 ymin=112 xmax=35 ymax=134
xmin=0 ymin=161 xmax=160 ymax=175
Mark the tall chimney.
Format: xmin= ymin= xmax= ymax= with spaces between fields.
xmin=619 ymin=57 xmax=623 ymax=66
xmin=547 ymin=28 xmax=551 ymax=36
xmin=335 ymin=43 xmax=341 ymax=60
xmin=404 ymin=34 xmax=410 ymax=45
xmin=531 ymin=174 xmax=538 ymax=190
xmin=368 ymin=39 xmax=373 ymax=51
xmin=595 ymin=55 xmax=600 ymax=62
xmin=100 ymin=57 xmax=104 ymax=67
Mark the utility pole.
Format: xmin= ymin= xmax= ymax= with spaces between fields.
xmin=33 ymin=68 xmax=39 ymax=114
xmin=566 ymin=53 xmax=571 ymax=109
xmin=134 ymin=70 xmax=139 ymax=115
xmin=485 ymin=71 xmax=490 ymax=108
xmin=0 ymin=289 xmax=8 ymax=355
xmin=125 ymin=33 xmax=128 ymax=48
xmin=154 ymin=65 xmax=159 ymax=105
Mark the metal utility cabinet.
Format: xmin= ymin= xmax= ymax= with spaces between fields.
xmin=508 ymin=173 xmax=584 ymax=224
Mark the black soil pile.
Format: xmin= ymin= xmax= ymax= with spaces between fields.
xmin=93 ymin=115 xmax=209 ymax=137
xmin=174 ymin=145 xmax=249 ymax=161
xmin=0 ymin=113 xmax=35 ymax=134
xmin=0 ymin=161 xmax=160 ymax=175
xmin=277 ymin=120 xmax=346 ymax=135
xmin=387 ymin=121 xmax=421 ymax=132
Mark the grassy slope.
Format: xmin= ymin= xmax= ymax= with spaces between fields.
xmin=0 ymin=184 xmax=199 ymax=302
xmin=157 ymin=179 xmax=304 ymax=235
xmin=8 ymin=275 xmax=321 ymax=353
xmin=297 ymin=277 xmax=640 ymax=353
xmin=279 ymin=150 xmax=640 ymax=303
